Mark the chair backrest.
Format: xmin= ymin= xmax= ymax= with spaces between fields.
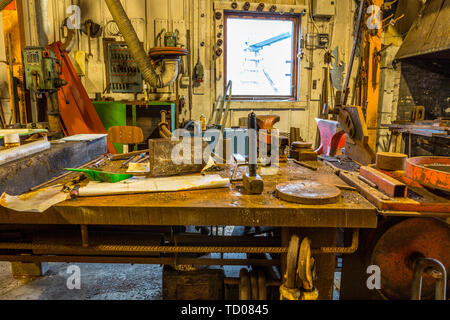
xmin=107 ymin=126 xmax=144 ymax=145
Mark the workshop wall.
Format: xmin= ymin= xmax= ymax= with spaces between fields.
xmin=397 ymin=58 xmax=450 ymax=121
xmin=0 ymin=0 xmax=358 ymax=145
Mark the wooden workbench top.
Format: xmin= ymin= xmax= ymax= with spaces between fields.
xmin=0 ymin=161 xmax=377 ymax=228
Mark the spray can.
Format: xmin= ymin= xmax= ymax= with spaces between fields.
xmin=200 ymin=114 xmax=206 ymax=131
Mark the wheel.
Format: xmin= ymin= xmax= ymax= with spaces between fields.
xmin=297 ymin=237 xmax=315 ymax=291
xmin=370 ymin=218 xmax=450 ymax=300
xmin=286 ymin=235 xmax=300 ymax=289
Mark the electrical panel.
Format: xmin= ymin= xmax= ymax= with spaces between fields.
xmin=312 ymin=0 xmax=335 ymax=18
xmin=106 ymin=43 xmax=143 ymax=93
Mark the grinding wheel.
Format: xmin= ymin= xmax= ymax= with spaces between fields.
xmin=370 ymin=218 xmax=450 ymax=300
xmin=276 ymin=180 xmax=342 ymax=205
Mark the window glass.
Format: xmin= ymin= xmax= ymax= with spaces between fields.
xmin=226 ymin=16 xmax=296 ymax=98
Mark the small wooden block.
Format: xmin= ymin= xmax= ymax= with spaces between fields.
xmin=376 ymin=152 xmax=407 ymax=171
xmin=243 ymin=173 xmax=264 ymax=194
xmin=163 ymin=266 xmax=224 ymax=300
xmin=11 ymin=262 xmax=49 ymax=279
xmin=276 ymin=180 xmax=342 ymax=205
xmin=298 ymin=152 xmax=318 ymax=161
xmin=292 ymin=141 xmax=313 ymax=149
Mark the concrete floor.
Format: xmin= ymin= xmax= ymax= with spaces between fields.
xmin=0 ymin=260 xmax=340 ymax=300
xmin=0 ymin=262 xmax=163 ymax=300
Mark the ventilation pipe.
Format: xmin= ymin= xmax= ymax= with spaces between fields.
xmin=35 ymin=0 xmax=50 ymax=46
xmin=0 ymin=0 xmax=13 ymax=11
xmin=104 ymin=0 xmax=180 ymax=88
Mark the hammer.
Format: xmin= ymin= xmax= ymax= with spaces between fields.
xmin=243 ymin=112 xmax=264 ymax=194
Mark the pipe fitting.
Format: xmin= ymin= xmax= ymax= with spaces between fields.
xmin=159 ymin=58 xmax=180 ymax=88
xmin=105 ymin=0 xmax=180 ymax=89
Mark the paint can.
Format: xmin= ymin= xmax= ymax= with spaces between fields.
xmin=4 ymin=134 xmax=20 ymax=149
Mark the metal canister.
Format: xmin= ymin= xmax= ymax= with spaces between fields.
xmin=4 ymin=134 xmax=20 ymax=149
xmin=200 ymin=114 xmax=206 ymax=131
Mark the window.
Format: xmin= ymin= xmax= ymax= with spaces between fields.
xmin=225 ymin=12 xmax=300 ymax=100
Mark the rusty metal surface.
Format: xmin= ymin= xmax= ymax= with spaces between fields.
xmin=396 ymin=0 xmax=450 ymax=60
xmin=370 ymin=218 xmax=450 ymax=300
xmin=0 ymin=138 xmax=107 ymax=195
xmin=340 ymin=170 xmax=450 ymax=214
xmin=0 ymin=255 xmax=280 ymax=267
xmin=148 ymin=138 xmax=207 ymax=177
xmin=360 ymin=166 xmax=407 ymax=198
xmin=0 ymin=161 xmax=377 ymax=228
xmin=275 ymin=180 xmax=341 ymax=205
xmin=338 ymin=106 xmax=376 ymax=166
xmin=406 ymin=157 xmax=450 ymax=192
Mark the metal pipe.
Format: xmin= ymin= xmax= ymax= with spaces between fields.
xmin=0 ymin=255 xmax=280 ymax=267
xmin=0 ymin=242 xmax=288 ymax=254
xmin=224 ymin=278 xmax=281 ymax=287
xmin=104 ymin=0 xmax=180 ymax=88
xmin=0 ymin=139 xmax=50 ymax=166
xmin=35 ymin=0 xmax=50 ymax=46
xmin=411 ymin=257 xmax=447 ymax=300
xmin=0 ymin=230 xmax=359 ymax=255
xmin=312 ymin=229 xmax=359 ymax=254
xmin=248 ymin=112 xmax=258 ymax=177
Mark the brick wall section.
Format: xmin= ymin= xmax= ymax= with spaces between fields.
xmin=397 ymin=58 xmax=450 ymax=121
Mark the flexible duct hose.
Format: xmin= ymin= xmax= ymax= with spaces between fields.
xmin=35 ymin=0 xmax=50 ymax=46
xmin=0 ymin=0 xmax=13 ymax=11
xmin=105 ymin=0 xmax=166 ymax=88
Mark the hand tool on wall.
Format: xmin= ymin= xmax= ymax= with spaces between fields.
xmin=243 ymin=112 xmax=264 ymax=195
xmin=328 ymin=0 xmax=376 ymax=165
xmin=81 ymin=20 xmax=102 ymax=59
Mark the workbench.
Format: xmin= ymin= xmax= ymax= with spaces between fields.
xmin=0 ymin=161 xmax=377 ymax=300
xmin=0 ymin=162 xmax=376 ymax=227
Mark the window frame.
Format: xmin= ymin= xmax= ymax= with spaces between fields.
xmin=224 ymin=11 xmax=301 ymax=101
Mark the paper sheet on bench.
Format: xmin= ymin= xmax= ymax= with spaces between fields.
xmin=0 ymin=175 xmax=229 ymax=213
xmin=78 ymin=174 xmax=230 ymax=197
xmin=0 ymin=185 xmax=69 ymax=213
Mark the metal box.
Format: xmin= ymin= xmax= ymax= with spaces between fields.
xmin=106 ymin=42 xmax=143 ymax=93
xmin=312 ymin=0 xmax=335 ymax=18
xmin=163 ymin=266 xmax=224 ymax=300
